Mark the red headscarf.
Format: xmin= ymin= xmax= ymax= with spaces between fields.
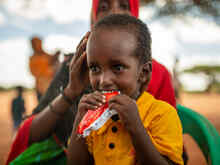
xmin=92 ymin=0 xmax=139 ymax=21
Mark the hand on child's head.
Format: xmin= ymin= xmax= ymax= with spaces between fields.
xmin=66 ymin=32 xmax=91 ymax=96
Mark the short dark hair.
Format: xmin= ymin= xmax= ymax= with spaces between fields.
xmin=93 ymin=14 xmax=152 ymax=64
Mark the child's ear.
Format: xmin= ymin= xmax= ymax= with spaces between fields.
xmin=139 ymin=61 xmax=152 ymax=92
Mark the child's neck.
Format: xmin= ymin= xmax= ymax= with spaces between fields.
xmin=134 ymin=91 xmax=142 ymax=101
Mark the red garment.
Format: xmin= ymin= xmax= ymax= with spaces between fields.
xmin=6 ymin=116 xmax=35 ymax=165
xmin=147 ymin=60 xmax=176 ymax=107
xmin=92 ymin=0 xmax=139 ymax=20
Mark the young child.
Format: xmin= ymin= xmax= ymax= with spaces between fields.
xmin=91 ymin=0 xmax=176 ymax=108
xmin=67 ymin=14 xmax=183 ymax=165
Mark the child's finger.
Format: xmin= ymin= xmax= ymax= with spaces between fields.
xmin=84 ymin=97 xmax=103 ymax=107
xmin=93 ymin=91 xmax=106 ymax=103
xmin=80 ymin=102 xmax=99 ymax=110
xmin=108 ymin=94 xmax=124 ymax=105
xmin=81 ymin=93 xmax=105 ymax=107
xmin=108 ymin=102 xmax=122 ymax=113
xmin=110 ymin=94 xmax=133 ymax=105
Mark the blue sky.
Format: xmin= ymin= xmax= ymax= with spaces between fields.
xmin=0 ymin=0 xmax=220 ymax=91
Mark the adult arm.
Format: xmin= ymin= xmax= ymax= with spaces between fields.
xmin=29 ymin=89 xmax=79 ymax=144
xmin=29 ymin=32 xmax=90 ymax=144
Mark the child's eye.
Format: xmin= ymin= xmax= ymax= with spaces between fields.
xmin=89 ymin=65 xmax=100 ymax=73
xmin=113 ymin=64 xmax=125 ymax=72
xmin=98 ymin=2 xmax=109 ymax=12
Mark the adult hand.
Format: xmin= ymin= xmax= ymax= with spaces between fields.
xmin=64 ymin=32 xmax=91 ymax=99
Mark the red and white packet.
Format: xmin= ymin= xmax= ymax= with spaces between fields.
xmin=77 ymin=91 xmax=120 ymax=137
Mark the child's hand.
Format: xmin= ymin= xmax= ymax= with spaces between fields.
xmin=108 ymin=94 xmax=142 ymax=133
xmin=76 ymin=91 xmax=106 ymax=122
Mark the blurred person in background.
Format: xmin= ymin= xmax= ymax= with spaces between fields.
xmin=6 ymin=0 xmax=180 ymax=164
xmin=29 ymin=36 xmax=61 ymax=101
xmin=11 ymin=86 xmax=26 ymax=131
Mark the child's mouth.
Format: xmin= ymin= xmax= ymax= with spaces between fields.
xmin=101 ymin=90 xmax=119 ymax=93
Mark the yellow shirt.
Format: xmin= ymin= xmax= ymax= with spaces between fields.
xmin=86 ymin=92 xmax=183 ymax=165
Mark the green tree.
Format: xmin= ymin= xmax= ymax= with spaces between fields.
xmin=140 ymin=0 xmax=220 ymax=25
xmin=182 ymin=65 xmax=220 ymax=92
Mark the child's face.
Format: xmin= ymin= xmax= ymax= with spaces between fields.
xmin=87 ymin=28 xmax=143 ymax=99
xmin=96 ymin=0 xmax=131 ymax=22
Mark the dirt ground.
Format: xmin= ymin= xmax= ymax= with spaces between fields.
xmin=0 ymin=90 xmax=219 ymax=165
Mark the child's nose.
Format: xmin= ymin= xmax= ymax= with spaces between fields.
xmin=99 ymin=72 xmax=115 ymax=90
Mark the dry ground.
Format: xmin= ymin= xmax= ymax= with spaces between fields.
xmin=0 ymin=90 xmax=219 ymax=165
